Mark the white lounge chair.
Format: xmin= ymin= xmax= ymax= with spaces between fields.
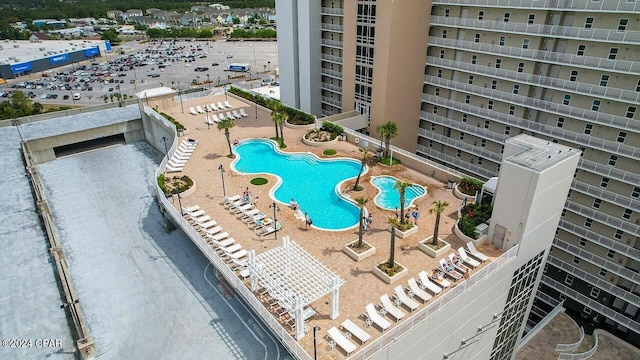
xmin=232 ymin=110 xmax=241 ymax=119
xmin=210 ymin=231 xmax=229 ymax=241
xmin=190 ymin=214 xmax=210 ymax=224
xmin=168 ymin=160 xmax=187 ymax=168
xmin=448 ymin=253 xmax=471 ymax=274
xmin=380 ymin=294 xmax=405 ymax=321
xmin=208 ymin=236 xmax=235 ymax=248
xmin=439 ymin=259 xmax=462 ymax=281
xmin=466 ymin=243 xmax=489 ymax=263
xmin=239 ymin=108 xmax=248 ymax=118
xmin=230 ymin=204 xmax=253 ymax=214
xmin=224 ymin=100 xmax=232 ymax=108
xmin=177 ymin=145 xmax=195 ymax=154
xmin=217 ymin=112 xmax=226 ymax=121
xmin=420 ymin=270 xmax=450 ymax=290
xmin=341 ymin=319 xmax=370 ymax=344
xmin=407 ymin=278 xmax=432 ymax=303
xmin=201 ymin=226 xmax=223 ymax=236
xmin=418 ymin=271 xmax=445 ymax=292
xmin=165 ymin=165 xmax=184 ymax=173
xmin=220 ymin=194 xmax=241 ymax=205
xmin=187 ymin=209 xmax=205 ymax=217
xmin=189 ymin=107 xmax=198 ymax=115
xmin=203 ymin=104 xmax=210 ymax=112
xmin=205 ymin=115 xmax=213 ymax=126
xmin=364 ymin=304 xmax=391 ymax=331
xmin=226 ymin=111 xmax=236 ymax=120
xmin=210 ymin=114 xmax=220 ymax=123
xmin=394 ymin=286 xmax=419 ymax=312
xmin=210 ymin=103 xmax=219 ymax=111
xmin=458 ymin=247 xmax=480 ymax=269
xmin=198 ymin=220 xmax=218 ymax=229
xmin=182 ymin=205 xmax=200 ymax=213
xmin=327 ymin=327 xmax=356 ymax=355
xmin=225 ymin=249 xmax=247 ymax=260
xmin=238 ymin=208 xmax=260 ymax=219
xmin=171 ymin=153 xmax=190 ymax=161
xmin=220 ymin=243 xmax=242 ymax=254
xmin=181 ymin=138 xmax=198 ymax=147
xmin=196 ymin=105 xmax=205 ymax=114
xmin=255 ymin=221 xmax=281 ymax=238
xmin=217 ymin=101 xmax=225 ymax=110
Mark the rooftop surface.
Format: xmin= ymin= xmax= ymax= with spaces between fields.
xmin=505 ymin=136 xmax=579 ymax=172
xmin=0 ymin=39 xmax=105 ymax=65
xmin=153 ymin=93 xmax=505 ymax=359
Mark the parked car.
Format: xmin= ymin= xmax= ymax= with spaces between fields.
xmin=63 ymin=95 xmax=70 ymax=100
xmin=211 ymin=62 xmax=219 ymax=66
xmin=72 ymin=93 xmax=82 ymax=100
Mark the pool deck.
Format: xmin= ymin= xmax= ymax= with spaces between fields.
xmin=156 ymin=94 xmax=504 ymax=359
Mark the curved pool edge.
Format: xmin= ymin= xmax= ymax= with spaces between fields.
xmin=370 ymin=175 xmax=427 ymax=212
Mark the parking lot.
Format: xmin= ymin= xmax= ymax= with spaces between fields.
xmin=1 ymin=39 xmax=279 ymax=106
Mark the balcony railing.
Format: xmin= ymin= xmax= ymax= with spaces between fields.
xmin=321 ymin=96 xmax=342 ymax=108
xmin=321 ymin=54 xmax=343 ymax=64
xmin=578 ymin=158 xmax=640 ymax=187
xmin=320 ymin=39 xmax=343 ymax=48
xmin=421 ymin=94 xmax=639 ymax=161
xmin=418 ymin=128 xmax=502 ymax=162
xmin=431 ymin=16 xmax=640 ymax=44
xmin=558 ymin=219 xmax=640 ymax=263
xmin=426 ymin=56 xmax=640 ymax=105
xmin=428 ymin=37 xmax=640 ymax=75
xmin=565 ymin=200 xmax=640 ymax=237
xmin=320 ymin=82 xmax=342 ymax=94
xmin=541 ymin=275 xmax=640 ymax=333
xmin=432 ymin=0 xmax=640 ymax=13
xmin=321 ymin=23 xmax=344 ymax=32
xmin=416 ymin=144 xmax=498 ymax=179
xmin=423 ymin=75 xmax=640 ymax=133
xmin=571 ymin=180 xmax=640 ymax=212
xmin=419 ymin=111 xmax=509 ymax=144
xmin=320 ymin=7 xmax=344 ymax=16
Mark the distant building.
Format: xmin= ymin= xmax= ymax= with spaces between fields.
xmin=106 ymin=10 xmax=122 ymax=20
xmin=120 ymin=10 xmax=143 ymax=22
xmin=32 ymin=19 xmax=66 ymax=28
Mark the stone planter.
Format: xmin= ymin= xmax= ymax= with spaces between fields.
xmin=302 ymin=135 xmax=339 ymax=147
xmin=453 ymin=183 xmax=476 ymax=202
xmin=373 ymin=261 xmax=408 ymax=284
xmin=418 ymin=236 xmax=451 ymax=258
xmin=285 ymin=120 xmax=316 ymax=130
xmin=343 ymin=240 xmax=376 ymax=262
xmin=388 ymin=225 xmax=419 ymax=239
xmin=453 ymin=220 xmax=488 ymax=246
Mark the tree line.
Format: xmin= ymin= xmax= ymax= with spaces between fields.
xmin=0 ymin=91 xmax=72 ymax=121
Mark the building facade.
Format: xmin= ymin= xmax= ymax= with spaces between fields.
xmin=277 ymin=0 xmax=640 ymax=349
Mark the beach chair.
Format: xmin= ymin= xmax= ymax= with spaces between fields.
xmin=419 ymin=270 xmax=448 ymax=291
xmin=210 ymin=231 xmax=229 ymax=241
xmin=394 ymin=286 xmax=419 ymax=312
xmin=171 ymin=152 xmax=191 ymax=161
xmin=250 ymin=218 xmax=273 ymax=231
xmin=204 ymin=104 xmax=210 ymax=112
xmin=210 ymin=114 xmax=220 ymax=123
xmin=220 ymin=194 xmax=242 ymax=206
xmin=207 ymin=236 xmax=235 ymax=248
xmin=190 ymin=214 xmax=210 ymax=224
xmin=174 ymin=149 xmax=194 ymax=158
xmin=238 ymin=208 xmax=260 ymax=220
xmin=364 ymin=304 xmax=391 ymax=332
xmin=224 ymin=100 xmax=232 ymax=108
xmin=168 ymin=160 xmax=187 ymax=168
xmin=201 ymin=226 xmax=223 ymax=236
xmin=439 ymin=259 xmax=462 ymax=281
xmin=165 ymin=165 xmax=183 ymax=173
xmin=239 ymin=108 xmax=248 ymax=118
xmin=232 ymin=110 xmax=242 ymax=119
xmin=341 ymin=319 xmax=371 ymax=344
xmin=217 ymin=112 xmax=227 ymax=121
xmin=205 ymin=115 xmax=214 ymax=126
xmin=458 ymin=247 xmax=480 ymax=269
xmin=230 ymin=204 xmax=253 ymax=214
xmin=177 ymin=145 xmax=195 ymax=154
xmin=226 ymin=111 xmax=236 ymax=120
xmin=217 ymin=101 xmax=225 ymax=110
xmin=219 ymin=243 xmax=242 ymax=254
xmin=196 ymin=105 xmax=205 ymax=114
xmin=448 ymin=253 xmax=471 ymax=274
xmin=407 ymin=278 xmax=432 ymax=303
xmin=327 ymin=327 xmax=356 ymax=355
xmin=188 ymin=209 xmax=205 ymax=218
xmin=198 ymin=220 xmax=218 ymax=230
xmin=210 ymin=103 xmax=219 ymax=111
xmin=226 ymin=249 xmax=248 ymax=260
xmin=182 ymin=205 xmax=200 ymax=213
xmin=255 ymin=221 xmax=281 ymax=239
xmin=467 ymin=242 xmax=489 ymax=263
xmin=380 ymin=294 xmax=405 ymax=321
xmin=189 ymin=107 xmax=198 ymax=115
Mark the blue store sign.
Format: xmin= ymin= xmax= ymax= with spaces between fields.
xmin=83 ymin=47 xmax=99 ymax=57
xmin=105 ymin=40 xmax=112 ymax=51
xmin=49 ymin=53 xmax=70 ymax=65
xmin=11 ymin=62 xmax=32 ymax=73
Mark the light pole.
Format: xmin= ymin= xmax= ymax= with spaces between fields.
xmin=116 ymin=84 xmax=123 ymax=107
xmin=225 ymin=75 xmax=229 ymax=101
xmin=207 ymin=74 xmax=211 ymax=90
xmin=251 ymin=44 xmax=256 ymax=66
xmin=269 ymin=202 xmax=280 ymax=240
xmin=161 ymin=136 xmax=168 ymax=154
xmin=174 ymin=189 xmax=184 ymax=216
xmin=267 ymin=61 xmax=270 ymax=72
xmin=254 ymin=93 xmax=258 ymax=119
xmin=132 ymin=67 xmax=138 ymax=92
xmin=218 ymin=164 xmax=226 ymax=197
xmin=313 ymin=326 xmax=321 ymax=360
xmin=178 ymin=82 xmax=184 ymax=113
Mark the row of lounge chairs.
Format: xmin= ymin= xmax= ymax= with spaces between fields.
xmin=189 ymin=101 xmax=234 ymax=115
xmin=436 ymin=247 xmax=484 ymax=282
xmin=220 ymin=195 xmax=282 ymax=239
xmin=204 ymin=109 xmax=248 ymax=125
xmin=166 ymin=139 xmax=197 ymax=173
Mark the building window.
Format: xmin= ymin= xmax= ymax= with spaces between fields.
xmin=456 ymin=149 xmax=462 ymax=158
xmin=607 ymin=249 xmax=616 ymax=259
xmin=565 ymin=274 xmax=574 ymax=285
xmin=615 ymin=229 xmax=623 ymax=240
xmin=557 ymin=117 xmax=565 ymax=128
xmin=600 ymin=177 xmax=609 ymax=188
xmin=608 ymin=155 xmax=617 ymax=166
xmin=609 ymin=48 xmax=619 ymax=59
xmin=505 ymin=126 xmax=511 ymax=135
xmin=573 ymin=256 xmax=580 ymax=264
xmin=431 ymin=122 xmax=436 ymax=131
xmin=528 ymin=14 xmax=535 ymax=24
xmin=599 ymin=269 xmax=607 ymax=277
xmin=559 ymin=294 xmax=567 ymax=301
xmin=522 ymin=39 xmax=530 ymax=49
xmin=496 ymin=58 xmax=502 ymax=68
xmin=437 ymin=69 xmax=442 ymax=78
xmin=442 ymin=30 xmax=447 ymax=39
xmin=484 ymin=120 xmax=490 ymax=129
xmin=475 ymin=33 xmax=480 ymax=43
xmin=444 ymin=8 xmax=450 ymax=17
xmin=499 ymin=36 xmax=505 ymax=46
xmin=623 ymin=209 xmax=632 ymax=220
xmin=577 ymin=44 xmax=586 ymax=56
xmin=563 ymin=94 xmax=571 ymax=105
xmin=626 ymin=106 xmax=636 ymax=118
xmin=585 ymin=17 xmax=594 ymax=29
xmin=591 ymin=100 xmax=601 ymax=111
xmin=428 ymin=140 xmax=433 ymax=148
xmin=435 ymin=88 xmax=440 ymax=96
xmin=579 ymin=238 xmax=587 ymax=246
xmin=465 ymin=94 xmax=471 ymax=104
xmin=600 ymin=74 xmax=609 ymax=86
xmin=579 ymin=146 xmax=586 ymax=156
xmin=513 ymin=84 xmax=519 ymax=94
xmin=618 ymin=18 xmax=628 ymax=31
xmin=478 ymin=11 xmax=484 ymax=20
xmin=481 ymin=139 xmax=486 ymax=147
xmin=584 ymin=123 xmax=593 ymax=134
xmin=585 ymin=218 xmax=593 ymax=228
xmin=517 ymin=62 xmax=524 ymax=73
xmin=590 ymin=288 xmax=600 ymax=298
xmin=509 ymin=106 xmax=515 ymax=115
xmin=503 ymin=13 xmax=510 ymax=22
xmin=459 ymin=132 xmax=464 ymax=140
xmin=440 ymin=50 xmax=445 ymax=59
xmin=617 ymin=131 xmax=627 ymax=143
xmin=491 ymin=80 xmax=498 ymax=89
xmin=583 ymin=307 xmax=592 ymax=315
xmin=471 ymin=54 xmax=477 ymax=64
xmin=462 ymin=113 xmax=467 ymax=123
xmin=468 ymin=75 xmax=474 ymax=84
xmin=433 ymin=106 xmax=438 ymax=114
xmin=488 ymin=100 xmax=494 ymax=110
xmin=569 ymin=70 xmax=578 ymax=81
xmin=593 ymin=198 xmax=602 ymax=209
xmin=632 ymin=186 xmax=640 ymax=198
xmin=477 ymin=158 xmax=483 ymax=165
xmin=636 ymin=79 xmax=640 ymax=92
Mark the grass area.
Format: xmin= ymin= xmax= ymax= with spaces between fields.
xmin=379 ymin=157 xmax=401 ymax=166
xmin=323 ymin=149 xmax=337 ymax=156
xmin=250 ymin=177 xmax=268 ymax=186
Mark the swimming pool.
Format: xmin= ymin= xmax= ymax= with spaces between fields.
xmin=371 ymin=175 xmax=426 ymax=211
xmin=232 ymin=139 xmax=362 ymax=231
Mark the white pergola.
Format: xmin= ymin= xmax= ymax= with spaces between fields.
xmin=247 ymin=236 xmax=345 ymax=340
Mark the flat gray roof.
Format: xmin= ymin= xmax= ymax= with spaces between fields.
xmin=505 ymin=135 xmax=579 ymax=172
xmin=0 ymin=39 xmax=105 ymax=65
xmin=0 ymin=126 xmax=75 ymax=360
xmin=19 ymin=104 xmax=140 ymax=141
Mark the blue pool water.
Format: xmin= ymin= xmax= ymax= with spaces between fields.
xmin=371 ymin=176 xmax=426 ymax=211
xmin=232 ymin=139 xmax=362 ymax=230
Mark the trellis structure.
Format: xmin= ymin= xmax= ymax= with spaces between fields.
xmin=247 ymin=236 xmax=345 ymax=340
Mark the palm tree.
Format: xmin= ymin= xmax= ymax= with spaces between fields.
xmin=217 ymin=118 xmax=235 ymax=157
xmin=269 ymin=100 xmax=286 ymax=146
xmin=354 ymin=196 xmax=369 ymax=249
xmin=352 ymin=146 xmax=370 ymax=191
xmin=430 ymin=200 xmax=450 ymax=246
xmin=394 ymin=180 xmax=412 ymax=226
xmin=387 ymin=217 xmax=398 ymax=268
xmin=376 ymin=121 xmax=399 ymax=158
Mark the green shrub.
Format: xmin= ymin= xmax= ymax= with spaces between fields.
xmin=379 ymin=157 xmax=401 ymax=166
xmin=458 ymin=216 xmax=479 ymax=239
xmin=157 ymin=174 xmax=167 ymax=194
xmin=458 ymin=203 xmax=493 ymax=239
xmin=458 ymin=177 xmax=484 ymax=196
xmin=323 ymin=149 xmax=337 ymax=156
xmin=250 ymin=177 xmax=268 ymax=185
xmin=377 ymin=263 xmax=405 ymax=276
xmin=320 ymin=121 xmax=344 ymax=135
xmin=159 ymin=112 xmax=186 ymax=131
xmin=228 ymin=86 xmax=315 ymax=125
